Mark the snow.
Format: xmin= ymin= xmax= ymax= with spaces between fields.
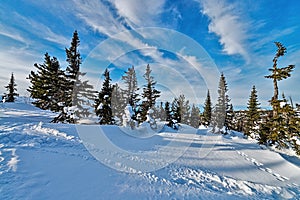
xmin=1 ymin=101 xmax=300 ymax=199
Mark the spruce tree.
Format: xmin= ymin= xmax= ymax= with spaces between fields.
xmin=171 ymin=98 xmax=181 ymax=129
xmin=190 ymin=104 xmax=200 ymax=128
xmin=140 ymin=64 xmax=161 ymax=122
xmin=202 ymin=90 xmax=212 ymax=126
xmin=244 ymin=85 xmax=261 ymax=138
xmin=95 ymin=69 xmax=114 ymax=125
xmin=4 ymin=73 xmax=18 ymax=102
xmin=111 ymin=83 xmax=125 ymax=125
xmin=265 ymin=42 xmax=294 ymax=117
xmin=260 ymin=42 xmax=299 ymax=154
xmin=212 ymin=73 xmax=230 ymax=133
xmin=164 ymin=101 xmax=172 ymax=126
xmin=122 ymin=66 xmax=139 ymax=108
xmin=54 ymin=30 xmax=95 ymax=123
xmin=27 ymin=53 xmax=65 ymax=111
xmin=177 ymin=94 xmax=190 ymax=125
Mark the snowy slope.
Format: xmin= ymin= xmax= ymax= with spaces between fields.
xmin=1 ymin=102 xmax=300 ymax=199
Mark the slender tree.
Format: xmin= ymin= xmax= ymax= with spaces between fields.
xmin=4 ymin=73 xmax=18 ymax=102
xmin=244 ymin=86 xmax=261 ymax=138
xmin=54 ymin=30 xmax=95 ymax=123
xmin=164 ymin=101 xmax=172 ymax=127
xmin=212 ymin=73 xmax=230 ymax=133
xmin=265 ymin=42 xmax=295 ymax=116
xmin=95 ymin=69 xmax=114 ymax=125
xmin=111 ymin=83 xmax=125 ymax=125
xmin=140 ymin=64 xmax=161 ymax=122
xmin=190 ymin=104 xmax=200 ymax=128
xmin=202 ymin=90 xmax=212 ymax=126
xmin=122 ymin=66 xmax=139 ymax=107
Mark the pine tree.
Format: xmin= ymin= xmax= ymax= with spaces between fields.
xmin=27 ymin=53 xmax=65 ymax=111
xmin=244 ymin=85 xmax=261 ymax=138
xmin=95 ymin=69 xmax=114 ymax=125
xmin=140 ymin=64 xmax=161 ymax=122
xmin=111 ymin=83 xmax=125 ymax=125
xmin=260 ymin=42 xmax=297 ymax=150
xmin=164 ymin=101 xmax=172 ymax=127
xmin=190 ymin=104 xmax=200 ymax=128
xmin=4 ymin=73 xmax=18 ymax=102
xmin=171 ymin=98 xmax=181 ymax=129
xmin=54 ymin=30 xmax=95 ymax=123
xmin=265 ymin=42 xmax=295 ymax=117
xmin=122 ymin=66 xmax=140 ymax=108
xmin=212 ymin=73 xmax=230 ymax=133
xmin=225 ymin=104 xmax=234 ymax=132
xmin=177 ymin=94 xmax=190 ymax=125
xmin=202 ymin=90 xmax=212 ymax=126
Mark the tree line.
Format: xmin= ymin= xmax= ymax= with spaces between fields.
xmin=2 ymin=31 xmax=299 ymax=155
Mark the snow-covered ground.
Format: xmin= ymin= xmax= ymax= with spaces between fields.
xmin=1 ymin=101 xmax=300 ymax=199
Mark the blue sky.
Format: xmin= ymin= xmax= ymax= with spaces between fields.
xmin=1 ymin=0 xmax=300 ymax=108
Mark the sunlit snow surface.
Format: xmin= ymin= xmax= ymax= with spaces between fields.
xmin=0 ymin=101 xmax=300 ymax=199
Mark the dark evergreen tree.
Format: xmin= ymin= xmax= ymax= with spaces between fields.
xmin=171 ymin=98 xmax=181 ymax=129
xmin=265 ymin=42 xmax=294 ymax=117
xmin=27 ymin=53 xmax=65 ymax=111
xmin=202 ymin=90 xmax=212 ymax=126
xmin=140 ymin=64 xmax=161 ymax=122
xmin=260 ymin=43 xmax=299 ymax=154
xmin=4 ymin=73 xmax=18 ymax=102
xmin=212 ymin=73 xmax=230 ymax=133
xmin=190 ymin=104 xmax=200 ymax=128
xmin=225 ymin=104 xmax=234 ymax=132
xmin=244 ymin=85 xmax=261 ymax=138
xmin=54 ymin=30 xmax=95 ymax=123
xmin=95 ymin=69 xmax=114 ymax=125
xmin=164 ymin=101 xmax=172 ymax=127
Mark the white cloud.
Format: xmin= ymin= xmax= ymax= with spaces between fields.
xmin=111 ymin=0 xmax=166 ymax=27
xmin=198 ymin=0 xmax=249 ymax=61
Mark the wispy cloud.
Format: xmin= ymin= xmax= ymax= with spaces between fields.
xmin=111 ymin=0 xmax=166 ymax=27
xmin=198 ymin=0 xmax=250 ymax=61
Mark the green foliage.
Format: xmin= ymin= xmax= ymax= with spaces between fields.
xmin=244 ymin=85 xmax=261 ymax=138
xmin=95 ymin=69 xmax=114 ymax=125
xmin=140 ymin=64 xmax=161 ymax=122
xmin=4 ymin=73 xmax=18 ymax=102
xmin=202 ymin=90 xmax=212 ymax=126
xmin=27 ymin=53 xmax=65 ymax=111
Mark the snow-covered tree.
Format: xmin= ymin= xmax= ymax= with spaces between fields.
xmin=190 ymin=104 xmax=200 ymax=128
xmin=259 ymin=42 xmax=299 ymax=154
xmin=212 ymin=73 xmax=230 ymax=133
xmin=4 ymin=73 xmax=18 ymax=102
xmin=122 ymin=66 xmax=139 ymax=109
xmin=140 ymin=64 xmax=161 ymax=122
xmin=164 ymin=101 xmax=173 ymax=127
xmin=53 ymin=31 xmax=95 ymax=123
xmin=122 ymin=104 xmax=137 ymax=129
xmin=202 ymin=90 xmax=212 ymax=126
xmin=244 ymin=85 xmax=261 ymax=138
xmin=111 ymin=83 xmax=126 ymax=125
xmin=95 ymin=69 xmax=114 ymax=125
xmin=178 ymin=94 xmax=191 ymax=125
